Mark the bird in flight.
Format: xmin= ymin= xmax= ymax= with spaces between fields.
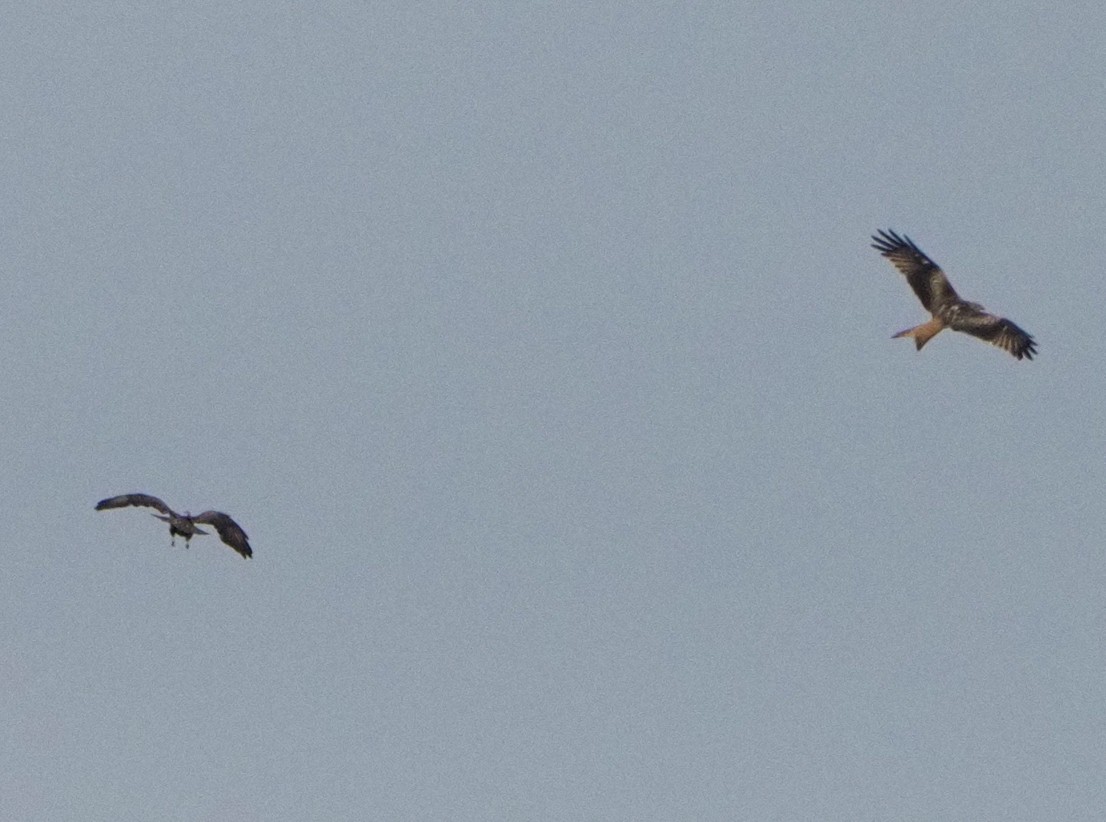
xmin=872 ymin=229 xmax=1037 ymax=360
xmin=95 ymin=493 xmax=253 ymax=559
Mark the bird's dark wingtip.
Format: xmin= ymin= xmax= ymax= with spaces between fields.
xmin=870 ymin=228 xmax=907 ymax=255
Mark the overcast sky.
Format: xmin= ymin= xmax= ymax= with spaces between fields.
xmin=3 ymin=2 xmax=1105 ymax=820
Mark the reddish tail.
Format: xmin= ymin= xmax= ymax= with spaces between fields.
xmin=892 ymin=317 xmax=944 ymax=351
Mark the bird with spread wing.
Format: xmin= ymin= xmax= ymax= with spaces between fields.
xmin=95 ymin=493 xmax=253 ymax=559
xmin=872 ymin=229 xmax=1037 ymax=360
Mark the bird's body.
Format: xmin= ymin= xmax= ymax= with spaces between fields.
xmin=153 ymin=512 xmax=209 ymax=541
xmin=872 ymin=229 xmax=1037 ymax=360
xmin=95 ymin=493 xmax=252 ymax=558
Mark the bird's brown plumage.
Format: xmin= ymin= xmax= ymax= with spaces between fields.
xmin=872 ymin=229 xmax=1037 ymax=361
xmin=191 ymin=511 xmax=252 ymax=559
xmin=95 ymin=493 xmax=253 ymax=559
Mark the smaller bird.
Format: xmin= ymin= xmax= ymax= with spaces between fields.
xmin=95 ymin=493 xmax=253 ymax=559
xmin=872 ymin=229 xmax=1037 ymax=360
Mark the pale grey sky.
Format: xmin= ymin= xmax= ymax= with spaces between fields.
xmin=3 ymin=2 xmax=1105 ymax=819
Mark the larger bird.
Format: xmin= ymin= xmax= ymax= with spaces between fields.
xmin=872 ymin=229 xmax=1037 ymax=360
xmin=95 ymin=493 xmax=253 ymax=559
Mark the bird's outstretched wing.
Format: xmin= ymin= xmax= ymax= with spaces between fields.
xmin=192 ymin=511 xmax=253 ymax=559
xmin=945 ymin=305 xmax=1038 ymax=361
xmin=95 ymin=493 xmax=173 ymax=515
xmin=871 ymin=229 xmax=960 ymax=313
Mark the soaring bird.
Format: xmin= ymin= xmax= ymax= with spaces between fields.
xmin=95 ymin=493 xmax=253 ymax=559
xmin=872 ymin=229 xmax=1037 ymax=360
